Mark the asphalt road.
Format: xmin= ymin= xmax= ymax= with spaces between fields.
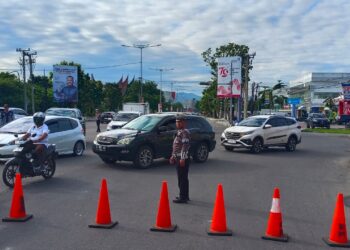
xmin=0 ymin=120 xmax=350 ymax=250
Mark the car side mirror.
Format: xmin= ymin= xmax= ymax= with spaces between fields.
xmin=158 ymin=126 xmax=168 ymax=133
xmin=264 ymin=124 xmax=272 ymax=129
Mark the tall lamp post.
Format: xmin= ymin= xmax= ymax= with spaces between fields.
xmin=122 ymin=43 xmax=161 ymax=102
xmin=150 ymin=67 xmax=174 ymax=112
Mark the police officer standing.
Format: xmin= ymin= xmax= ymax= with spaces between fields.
xmin=170 ymin=115 xmax=191 ymax=204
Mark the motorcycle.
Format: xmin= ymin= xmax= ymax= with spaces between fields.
xmin=3 ymin=140 xmax=56 ymax=188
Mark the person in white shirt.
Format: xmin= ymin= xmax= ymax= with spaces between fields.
xmin=21 ymin=112 xmax=49 ymax=167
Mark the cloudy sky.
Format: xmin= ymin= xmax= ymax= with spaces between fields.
xmin=1 ymin=0 xmax=349 ymax=95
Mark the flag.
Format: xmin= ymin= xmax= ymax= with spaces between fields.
xmin=117 ymin=76 xmax=123 ymax=88
xmin=129 ymin=76 xmax=135 ymax=84
xmin=120 ymin=76 xmax=128 ymax=96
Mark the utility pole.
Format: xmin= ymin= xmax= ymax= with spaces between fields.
xmin=27 ymin=50 xmax=37 ymax=113
xmin=150 ymin=67 xmax=174 ymax=112
xmin=122 ymin=43 xmax=161 ymax=102
xmin=16 ymin=48 xmax=30 ymax=112
xmin=243 ymin=52 xmax=256 ymax=119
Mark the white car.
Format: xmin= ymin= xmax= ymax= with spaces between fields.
xmin=221 ymin=115 xmax=301 ymax=153
xmin=0 ymin=107 xmax=28 ymax=121
xmin=0 ymin=116 xmax=86 ymax=162
xmin=106 ymin=111 xmax=141 ymax=131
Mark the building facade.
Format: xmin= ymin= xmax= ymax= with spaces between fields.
xmin=289 ymin=73 xmax=350 ymax=112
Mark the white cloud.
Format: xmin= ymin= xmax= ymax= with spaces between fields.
xmin=0 ymin=0 xmax=350 ymax=94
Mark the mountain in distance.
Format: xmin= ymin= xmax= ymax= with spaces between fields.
xmin=175 ymin=92 xmax=201 ymax=103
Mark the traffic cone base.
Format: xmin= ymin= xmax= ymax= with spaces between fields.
xmin=323 ymin=237 xmax=350 ymax=248
xmin=150 ymin=224 xmax=177 ymax=232
xmin=2 ymin=214 xmax=33 ymax=222
xmin=88 ymin=221 xmax=118 ymax=229
xmin=262 ymin=234 xmax=289 ymax=242
xmin=207 ymin=228 xmax=233 ymax=236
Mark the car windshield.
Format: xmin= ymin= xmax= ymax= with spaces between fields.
xmin=0 ymin=117 xmax=34 ymax=133
xmin=115 ymin=113 xmax=139 ymax=121
xmin=312 ymin=113 xmax=326 ymax=118
xmin=46 ymin=109 xmax=77 ymax=118
xmin=123 ymin=115 xmax=163 ymax=131
xmin=238 ymin=117 xmax=267 ymax=127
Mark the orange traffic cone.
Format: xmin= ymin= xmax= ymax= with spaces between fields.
xmin=262 ymin=187 xmax=288 ymax=242
xmin=323 ymin=193 xmax=350 ymax=247
xmin=150 ymin=181 xmax=177 ymax=232
xmin=89 ymin=179 xmax=118 ymax=229
xmin=2 ymin=173 xmax=33 ymax=222
xmin=207 ymin=184 xmax=232 ymax=236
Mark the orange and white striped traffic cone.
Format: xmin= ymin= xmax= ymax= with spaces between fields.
xmin=261 ymin=187 xmax=288 ymax=242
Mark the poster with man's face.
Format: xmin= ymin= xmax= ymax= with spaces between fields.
xmin=53 ymin=65 xmax=78 ymax=103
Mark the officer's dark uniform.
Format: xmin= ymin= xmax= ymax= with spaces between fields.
xmin=171 ymin=117 xmax=191 ymax=203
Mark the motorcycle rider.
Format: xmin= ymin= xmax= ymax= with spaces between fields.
xmin=21 ymin=112 xmax=49 ymax=171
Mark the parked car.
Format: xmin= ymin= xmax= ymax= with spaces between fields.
xmin=0 ymin=107 xmax=28 ymax=120
xmin=93 ymin=113 xmax=216 ymax=168
xmin=221 ymin=115 xmax=302 ymax=153
xmin=101 ymin=112 xmax=117 ymax=124
xmin=0 ymin=116 xmax=86 ymax=162
xmin=306 ymin=113 xmax=330 ymax=129
xmin=106 ymin=111 xmax=141 ymax=131
xmin=45 ymin=108 xmax=86 ymax=134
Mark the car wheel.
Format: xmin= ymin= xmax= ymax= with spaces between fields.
xmin=99 ymin=156 xmax=116 ymax=164
xmin=134 ymin=145 xmax=154 ymax=168
xmin=306 ymin=122 xmax=310 ymax=128
xmin=327 ymin=125 xmax=330 ymax=129
xmin=73 ymin=141 xmax=85 ymax=156
xmin=250 ymin=138 xmax=263 ymax=154
xmin=311 ymin=123 xmax=315 ymax=129
xmin=224 ymin=146 xmax=234 ymax=151
xmin=286 ymin=136 xmax=297 ymax=152
xmin=193 ymin=142 xmax=209 ymax=163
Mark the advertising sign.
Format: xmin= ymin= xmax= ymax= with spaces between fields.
xmin=53 ymin=65 xmax=78 ymax=103
xmin=217 ymin=56 xmax=242 ymax=98
xmin=342 ymin=83 xmax=350 ymax=101
xmin=287 ymin=98 xmax=301 ymax=105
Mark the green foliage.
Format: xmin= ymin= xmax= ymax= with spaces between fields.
xmin=0 ymin=72 xmax=23 ymax=107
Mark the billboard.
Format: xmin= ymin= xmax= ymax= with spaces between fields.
xmin=53 ymin=65 xmax=78 ymax=103
xmin=342 ymin=83 xmax=350 ymax=101
xmin=163 ymin=91 xmax=176 ymax=102
xmin=217 ymin=56 xmax=242 ymax=98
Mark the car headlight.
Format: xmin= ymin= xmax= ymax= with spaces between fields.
xmin=117 ymin=137 xmax=135 ymax=145
xmin=8 ymin=140 xmax=16 ymax=145
xmin=221 ymin=132 xmax=226 ymax=138
xmin=242 ymin=131 xmax=254 ymax=136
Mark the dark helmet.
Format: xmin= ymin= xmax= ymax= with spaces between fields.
xmin=175 ymin=114 xmax=186 ymax=121
xmin=33 ymin=112 xmax=45 ymax=126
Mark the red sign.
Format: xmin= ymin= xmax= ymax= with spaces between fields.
xmin=344 ymin=101 xmax=350 ymax=115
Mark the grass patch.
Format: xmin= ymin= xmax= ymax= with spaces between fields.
xmin=303 ymin=128 xmax=350 ymax=134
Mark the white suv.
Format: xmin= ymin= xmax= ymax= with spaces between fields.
xmin=221 ymin=115 xmax=302 ymax=153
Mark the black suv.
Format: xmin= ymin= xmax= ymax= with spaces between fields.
xmin=92 ymin=113 xmax=216 ymax=168
xmin=306 ymin=113 xmax=330 ymax=129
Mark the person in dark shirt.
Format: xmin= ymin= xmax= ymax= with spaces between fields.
xmin=169 ymin=115 xmax=191 ymax=204
xmin=0 ymin=104 xmax=14 ymax=126
xmin=95 ymin=109 xmax=101 ymax=132
xmin=60 ymin=76 xmax=78 ymax=102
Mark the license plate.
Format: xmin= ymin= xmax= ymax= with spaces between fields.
xmin=97 ymin=145 xmax=106 ymax=151
xmin=227 ymin=139 xmax=236 ymax=144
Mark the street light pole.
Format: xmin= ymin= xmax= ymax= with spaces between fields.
xmin=150 ymin=67 xmax=174 ymax=112
xmin=122 ymin=43 xmax=161 ymax=102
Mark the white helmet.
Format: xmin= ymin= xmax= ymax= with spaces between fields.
xmin=33 ymin=112 xmax=45 ymax=126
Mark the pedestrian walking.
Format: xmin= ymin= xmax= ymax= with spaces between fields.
xmin=95 ymin=109 xmax=101 ymax=132
xmin=0 ymin=104 xmax=14 ymax=126
xmin=169 ymin=115 xmax=191 ymax=204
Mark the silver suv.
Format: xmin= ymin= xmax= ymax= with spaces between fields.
xmin=221 ymin=115 xmax=302 ymax=153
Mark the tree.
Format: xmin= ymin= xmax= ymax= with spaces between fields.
xmin=199 ymin=43 xmax=250 ymax=117
xmin=0 ymin=72 xmax=23 ymax=108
